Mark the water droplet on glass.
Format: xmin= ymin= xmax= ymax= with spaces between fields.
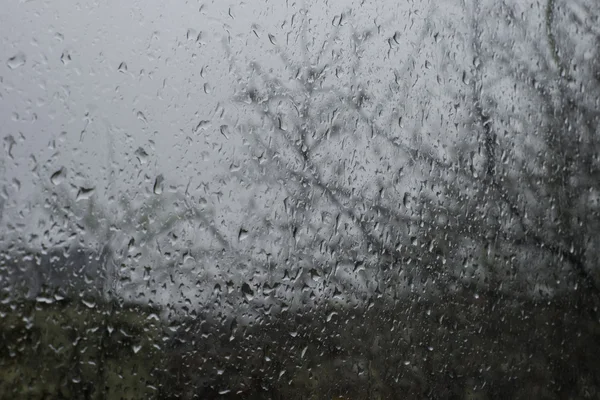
xmin=35 ymin=296 xmax=55 ymax=304
xmin=118 ymin=62 xmax=128 ymax=72
xmin=241 ymin=283 xmax=254 ymax=301
xmin=51 ymin=168 xmax=65 ymax=185
xmin=153 ymin=174 xmax=164 ymax=194
xmin=60 ymin=51 xmax=72 ymax=65
xmin=268 ymin=34 xmax=277 ymax=45
xmin=220 ymin=125 xmax=230 ymax=139
xmin=186 ymin=28 xmax=197 ymax=41
xmin=135 ymin=147 xmax=148 ymax=164
xmin=76 ymin=187 xmax=94 ymax=201
xmin=194 ymin=120 xmax=210 ymax=134
xmin=462 ymin=70 xmax=470 ymax=85
xmin=132 ymin=344 xmax=142 ymax=354
xmin=137 ymin=111 xmax=147 ymax=123
xmin=7 ymin=52 xmax=26 ymax=69
xmin=81 ymin=299 xmax=96 ymax=309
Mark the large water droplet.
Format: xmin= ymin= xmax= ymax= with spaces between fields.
xmin=81 ymin=299 xmax=96 ymax=308
xmin=60 ymin=51 xmax=72 ymax=65
xmin=137 ymin=111 xmax=147 ymax=123
xmin=7 ymin=52 xmax=26 ymax=69
xmin=76 ymin=187 xmax=95 ymax=201
xmin=153 ymin=174 xmax=164 ymax=194
xmin=134 ymin=147 xmax=149 ymax=164
xmin=186 ymin=28 xmax=198 ymax=41
xmin=35 ymin=296 xmax=55 ymax=304
xmin=51 ymin=168 xmax=65 ymax=185
xmin=194 ymin=120 xmax=210 ymax=134
xmin=241 ymin=283 xmax=254 ymax=301
xmin=220 ymin=125 xmax=230 ymax=139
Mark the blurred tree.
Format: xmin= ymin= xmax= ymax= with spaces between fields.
xmin=409 ymin=0 xmax=600 ymax=303
xmin=227 ymin=0 xmax=600 ymax=307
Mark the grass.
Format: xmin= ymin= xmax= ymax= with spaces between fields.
xmin=1 ymin=289 xmax=599 ymax=399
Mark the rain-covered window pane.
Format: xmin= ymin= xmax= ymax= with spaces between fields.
xmin=1 ymin=0 xmax=600 ymax=398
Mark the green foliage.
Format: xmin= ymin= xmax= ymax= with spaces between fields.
xmin=0 ymin=300 xmax=164 ymax=399
xmin=164 ymin=290 xmax=600 ymax=399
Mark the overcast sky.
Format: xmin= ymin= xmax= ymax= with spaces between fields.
xmin=2 ymin=0 xmax=574 ymax=313
xmin=0 ymin=0 xmax=448 ymax=241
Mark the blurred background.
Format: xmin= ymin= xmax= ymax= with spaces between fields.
xmin=1 ymin=0 xmax=600 ymax=398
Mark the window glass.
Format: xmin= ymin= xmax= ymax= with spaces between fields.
xmin=1 ymin=0 xmax=599 ymax=398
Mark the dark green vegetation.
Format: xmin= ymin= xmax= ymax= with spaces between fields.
xmin=0 ymin=300 xmax=163 ymax=399
xmin=2 ymin=289 xmax=599 ymax=399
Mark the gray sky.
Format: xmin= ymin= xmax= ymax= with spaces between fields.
xmin=1 ymin=0 xmax=442 ymax=241
xmin=5 ymin=0 xmax=568 ymax=310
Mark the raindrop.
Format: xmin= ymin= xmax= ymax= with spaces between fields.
xmin=7 ymin=52 xmax=26 ymax=69
xmin=186 ymin=28 xmax=197 ymax=41
xmin=268 ymin=34 xmax=277 ymax=45
xmin=81 ymin=299 xmax=96 ymax=309
xmin=118 ymin=62 xmax=128 ymax=72
xmin=462 ymin=71 xmax=470 ymax=85
xmin=194 ymin=120 xmax=210 ymax=134
xmin=220 ymin=125 xmax=230 ymax=139
xmin=60 ymin=51 xmax=72 ymax=65
xmin=238 ymin=227 xmax=248 ymax=241
xmin=403 ymin=192 xmax=411 ymax=207
xmin=134 ymin=147 xmax=149 ymax=164
xmin=76 ymin=187 xmax=95 ymax=201
xmin=241 ymin=283 xmax=254 ymax=301
xmin=132 ymin=344 xmax=142 ymax=354
xmin=203 ymin=82 xmax=211 ymax=94
xmin=153 ymin=174 xmax=164 ymax=194
xmin=35 ymin=296 xmax=55 ymax=304
xmin=4 ymin=135 xmax=16 ymax=159
xmin=51 ymin=168 xmax=65 ymax=185
xmin=137 ymin=111 xmax=147 ymax=123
